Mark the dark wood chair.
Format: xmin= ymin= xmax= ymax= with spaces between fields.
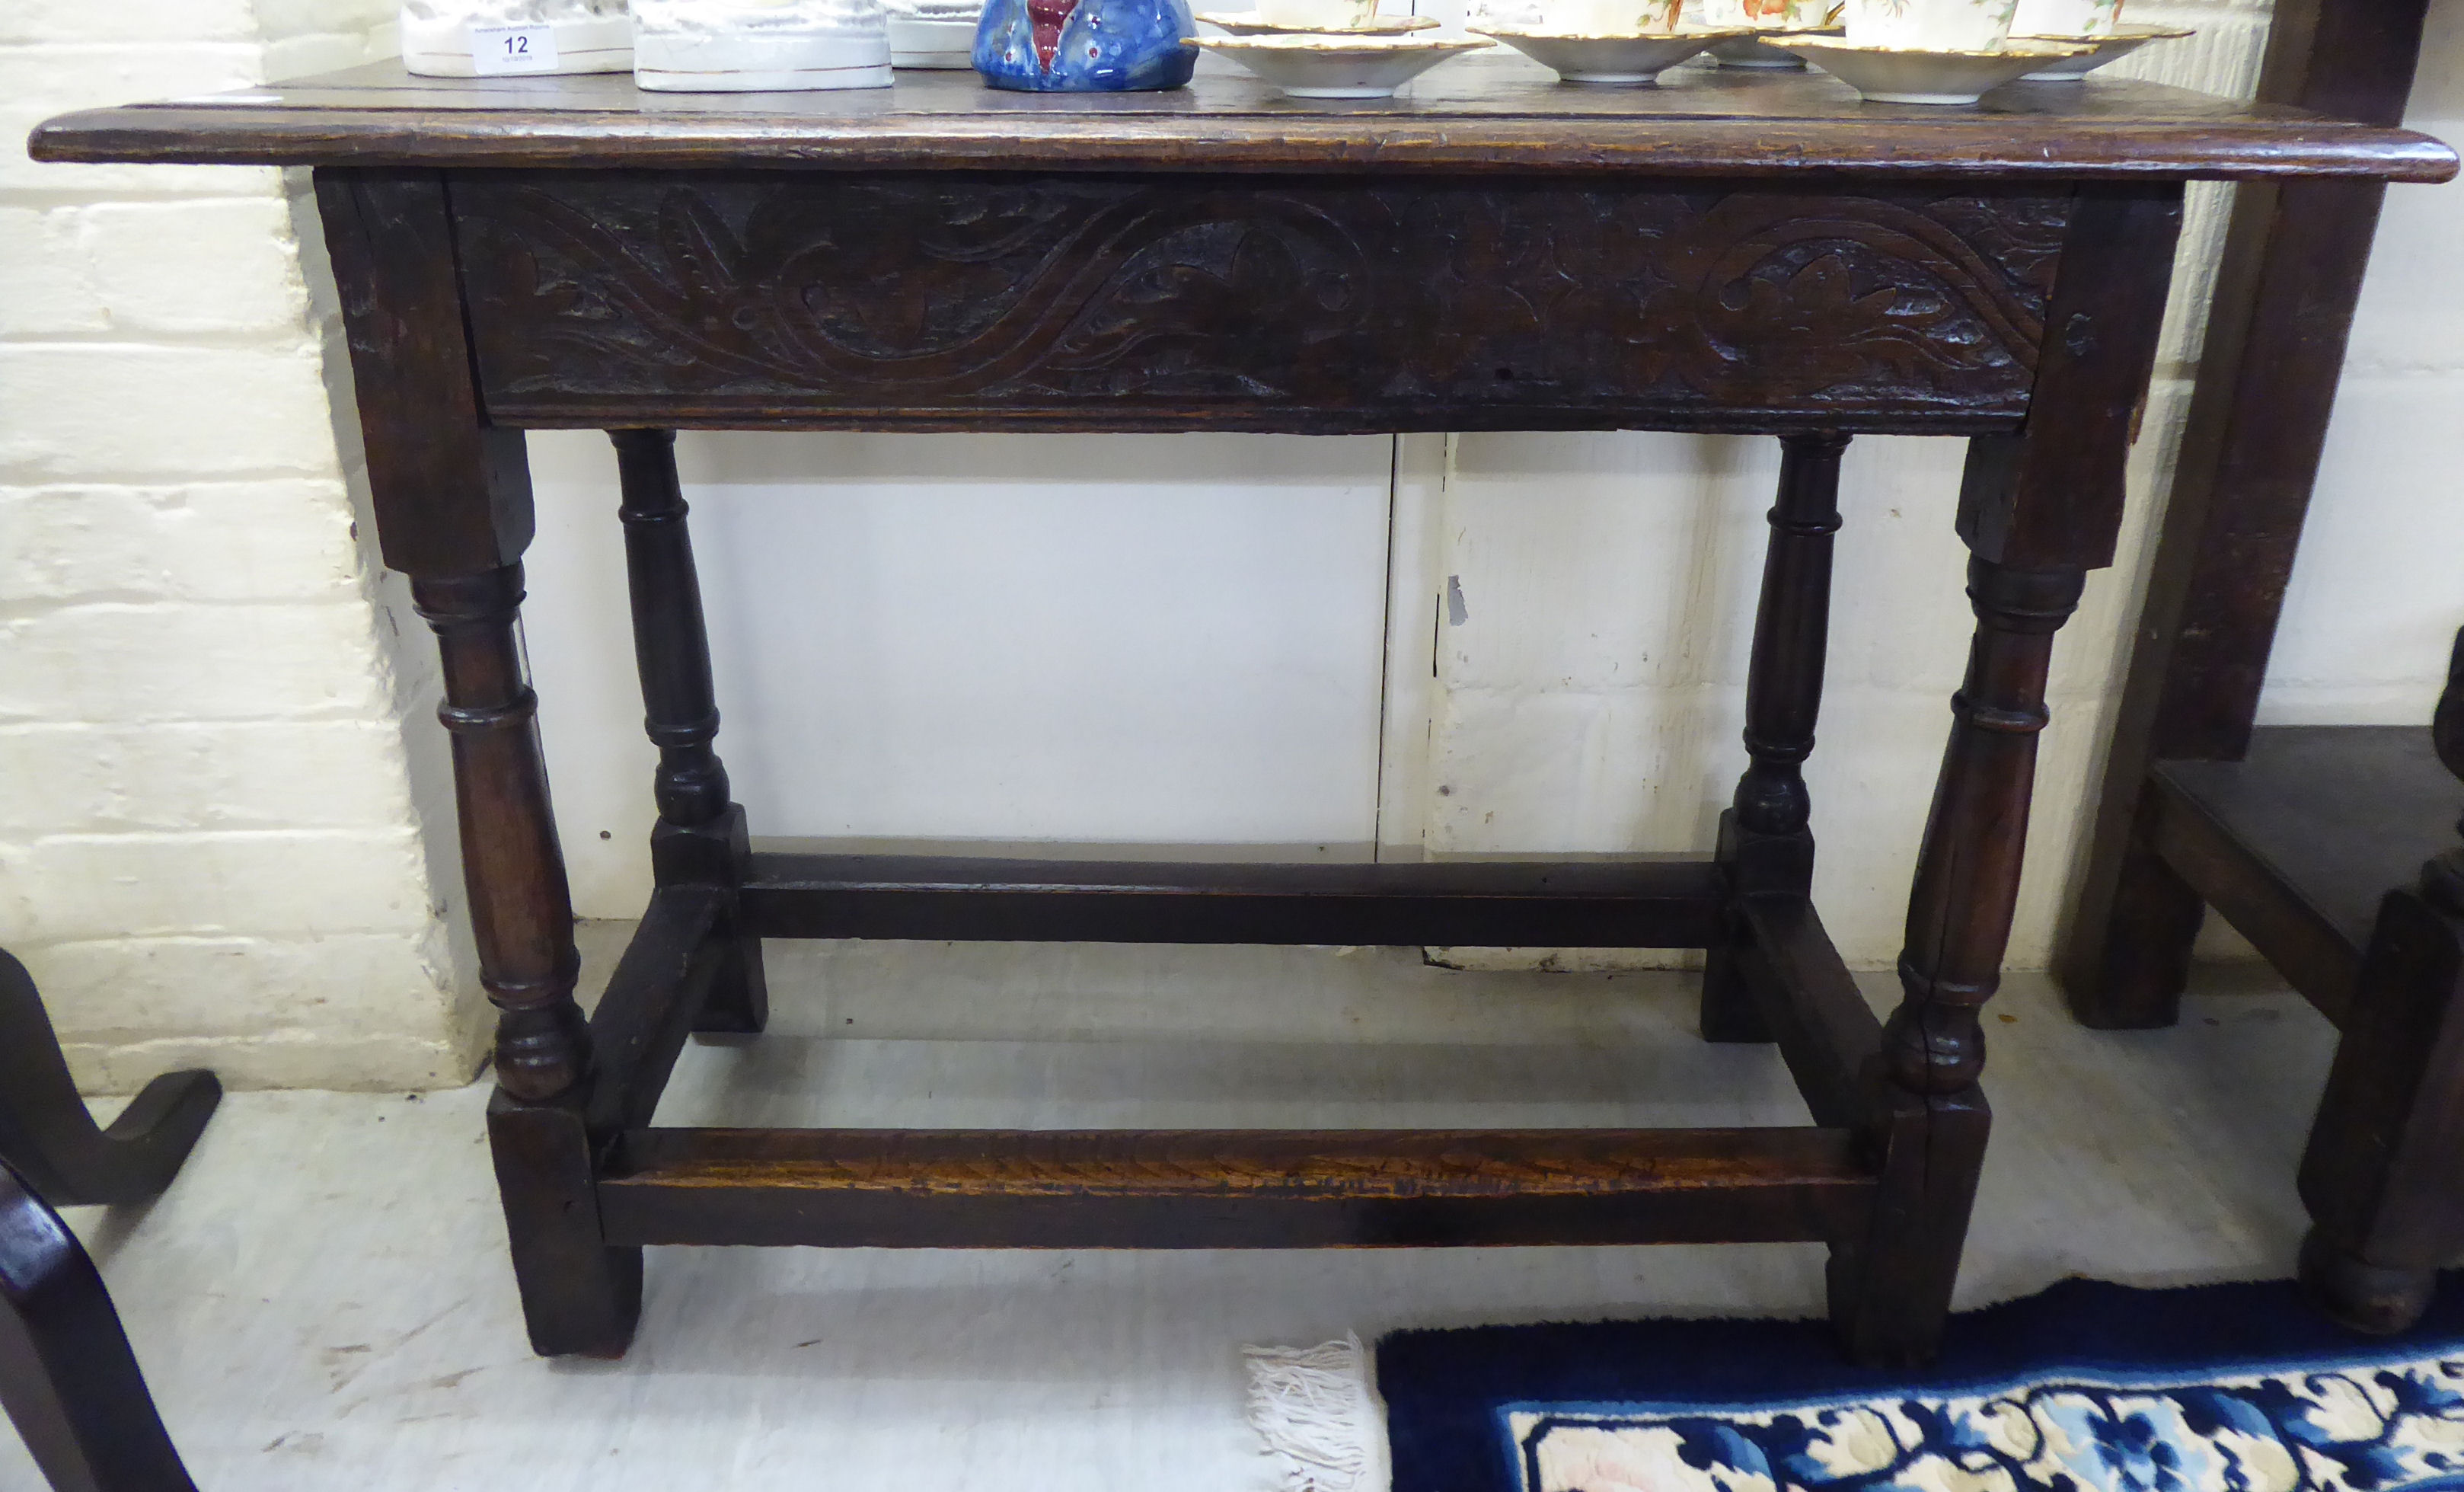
xmin=2121 ymin=640 xmax=2464 ymax=1334
xmin=2052 ymin=0 xmax=2456 ymax=1334
xmin=0 ymin=948 xmax=215 ymax=1492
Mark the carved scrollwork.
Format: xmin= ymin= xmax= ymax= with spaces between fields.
xmin=451 ymin=172 xmax=2070 ymax=427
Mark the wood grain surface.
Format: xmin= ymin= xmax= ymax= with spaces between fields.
xmin=28 ymin=59 xmax=2456 ymax=181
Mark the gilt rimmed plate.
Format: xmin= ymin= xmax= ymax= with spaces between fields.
xmin=1780 ymin=34 xmax=2092 ymax=103
xmin=1197 ymin=9 xmax=1441 ymax=32
xmin=2011 ymin=22 xmax=2193 ymax=79
xmin=1474 ymin=24 xmax=1749 ymax=82
xmin=1190 ymin=32 xmax=1491 ymax=96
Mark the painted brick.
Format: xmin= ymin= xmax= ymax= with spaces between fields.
xmin=0 ymin=0 xmax=255 ymax=47
xmin=0 ymin=345 xmax=339 ymax=481
xmin=0 ymin=206 xmax=106 ymax=334
xmin=1 ymin=44 xmax=272 ymax=195
xmin=0 ymin=602 xmax=392 ymax=724
xmin=0 ymin=481 xmax=360 ymax=602
xmin=24 ymin=929 xmax=464 ymax=1044
xmin=63 ymin=1028 xmax=484 ymax=1095
xmin=77 ymin=198 xmax=310 ymax=334
xmin=0 ymin=721 xmax=416 ymax=833
xmin=0 ymin=828 xmax=436 ymax=942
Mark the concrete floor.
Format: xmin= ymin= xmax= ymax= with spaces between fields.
xmin=24 ymin=936 xmax=2330 ymax=1491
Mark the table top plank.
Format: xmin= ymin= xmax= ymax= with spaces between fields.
xmin=30 ymin=56 xmax=2457 ymax=181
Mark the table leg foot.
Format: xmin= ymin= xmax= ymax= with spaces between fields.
xmin=1826 ymin=1085 xmax=1989 ymax=1366
xmin=489 ymin=1094 xmax=642 ymax=1358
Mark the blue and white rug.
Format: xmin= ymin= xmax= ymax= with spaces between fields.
xmin=1246 ymin=1276 xmax=2464 ymax=1492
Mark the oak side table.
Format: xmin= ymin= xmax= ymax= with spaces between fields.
xmin=31 ymin=59 xmax=2453 ymax=1367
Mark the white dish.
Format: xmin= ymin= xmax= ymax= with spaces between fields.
xmin=1197 ymin=8 xmax=1439 ymax=31
xmin=889 ymin=14 xmax=976 ymax=66
xmin=1189 ymin=33 xmax=1490 ymax=97
xmin=2012 ymin=22 xmax=2192 ymax=78
xmin=1779 ymin=34 xmax=2088 ymax=102
xmin=1475 ymin=24 xmax=1746 ymax=82
xmin=1706 ymin=26 xmax=1835 ymax=66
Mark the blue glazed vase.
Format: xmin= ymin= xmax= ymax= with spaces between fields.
xmin=975 ymin=0 xmax=1197 ymax=91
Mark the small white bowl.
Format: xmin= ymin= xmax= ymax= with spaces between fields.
xmin=889 ymin=15 xmax=976 ymax=67
xmin=1475 ymin=24 xmax=1746 ymax=83
xmin=1705 ymin=26 xmax=1835 ymax=66
xmin=2011 ymin=22 xmax=2192 ymax=79
xmin=1779 ymin=34 xmax=2089 ymax=103
xmin=1189 ymin=33 xmax=1491 ymax=96
xmin=1198 ymin=8 xmax=1440 ymax=31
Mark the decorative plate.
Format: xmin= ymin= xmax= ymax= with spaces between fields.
xmin=1197 ymin=9 xmax=1441 ymax=32
xmin=1475 ymin=24 xmax=1748 ymax=82
xmin=1189 ymin=32 xmax=1491 ymax=95
xmin=2011 ymin=21 xmax=2193 ymax=79
xmin=1779 ymin=34 xmax=2092 ymax=103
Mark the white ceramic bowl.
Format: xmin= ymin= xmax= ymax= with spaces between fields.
xmin=1197 ymin=8 xmax=1440 ymax=31
xmin=1779 ymin=34 xmax=2088 ymax=102
xmin=2012 ymin=22 xmax=2191 ymax=78
xmin=889 ymin=15 xmax=976 ymax=66
xmin=1190 ymin=33 xmax=1490 ymax=96
xmin=1475 ymin=24 xmax=1744 ymax=82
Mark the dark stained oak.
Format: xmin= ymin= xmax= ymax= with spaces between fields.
xmin=611 ymin=430 xmax=767 ymax=1034
xmin=2134 ymin=644 xmax=2464 ymax=1334
xmin=0 ymin=953 xmax=210 ymax=1492
xmin=742 ymin=851 xmax=1722 ymax=947
xmin=455 ymin=174 xmax=2067 ymax=435
xmin=0 ymin=1160 xmax=199 ymax=1492
xmin=27 ymin=59 xmax=2456 ymax=181
xmin=2057 ymin=0 xmax=2440 ymax=1030
xmin=0 ymin=951 xmax=218 ymax=1211
xmin=599 ymin=1126 xmax=1875 ymax=1248
xmin=30 ymin=59 xmax=2452 ymax=1369
xmin=1704 ymin=433 xmax=1850 ymax=1043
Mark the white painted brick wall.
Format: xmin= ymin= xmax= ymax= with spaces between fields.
xmin=0 ymin=0 xmax=486 ymax=1092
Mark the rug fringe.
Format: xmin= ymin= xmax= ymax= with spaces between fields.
xmin=1243 ymin=1333 xmax=1387 ymax=1492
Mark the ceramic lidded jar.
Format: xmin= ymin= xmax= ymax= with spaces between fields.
xmin=634 ymin=0 xmax=894 ymax=89
xmin=975 ymin=0 xmax=1198 ymax=90
xmin=401 ymin=0 xmax=634 ymax=75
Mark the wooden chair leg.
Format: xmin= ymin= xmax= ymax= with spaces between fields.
xmin=2297 ymin=629 xmax=2464 ymax=1334
xmin=1704 ymin=433 xmax=1848 ymax=1043
xmin=0 ymin=1161 xmax=199 ymax=1492
xmin=611 ymin=429 xmax=768 ymax=1037
xmin=0 ymin=951 xmax=219 ymax=1210
xmin=2054 ymin=797 xmax=2205 ymax=1030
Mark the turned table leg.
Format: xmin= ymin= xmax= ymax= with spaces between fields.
xmin=1825 ymin=185 xmax=2182 ymax=1363
xmin=1704 ymin=433 xmax=1850 ymax=1042
xmin=2298 ymin=627 xmax=2464 ymax=1333
xmin=1829 ymin=557 xmax=2083 ymax=1364
xmin=315 ymin=168 xmax=637 ymax=1357
xmin=611 ymin=430 xmax=767 ymax=1036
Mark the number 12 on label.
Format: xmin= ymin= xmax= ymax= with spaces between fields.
xmin=470 ymin=24 xmax=560 ymax=74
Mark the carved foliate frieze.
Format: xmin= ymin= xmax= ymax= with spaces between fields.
xmin=449 ymin=171 xmax=2069 ymax=428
